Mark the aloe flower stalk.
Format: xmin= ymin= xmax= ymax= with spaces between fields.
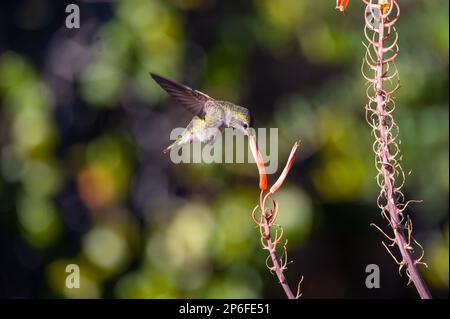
xmin=249 ymin=135 xmax=302 ymax=299
xmin=361 ymin=0 xmax=431 ymax=299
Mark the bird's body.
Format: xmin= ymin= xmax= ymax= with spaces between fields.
xmin=150 ymin=73 xmax=252 ymax=153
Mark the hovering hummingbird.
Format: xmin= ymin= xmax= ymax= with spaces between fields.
xmin=150 ymin=73 xmax=253 ymax=153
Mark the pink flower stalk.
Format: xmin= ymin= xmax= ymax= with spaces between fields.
xmin=249 ymin=135 xmax=303 ymax=299
xmin=360 ymin=0 xmax=431 ymax=298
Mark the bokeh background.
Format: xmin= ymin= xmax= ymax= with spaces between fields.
xmin=0 ymin=0 xmax=448 ymax=298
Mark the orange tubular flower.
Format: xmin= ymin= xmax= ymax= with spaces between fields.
xmin=269 ymin=141 xmax=300 ymax=195
xmin=379 ymin=0 xmax=391 ymax=14
xmin=249 ymin=134 xmax=268 ymax=191
xmin=336 ymin=0 xmax=350 ymax=13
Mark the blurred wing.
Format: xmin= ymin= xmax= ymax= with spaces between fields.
xmin=150 ymin=73 xmax=211 ymax=117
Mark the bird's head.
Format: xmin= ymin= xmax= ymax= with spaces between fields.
xmin=233 ymin=106 xmax=253 ymax=136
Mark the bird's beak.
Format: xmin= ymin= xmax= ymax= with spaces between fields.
xmin=246 ymin=127 xmax=255 ymax=137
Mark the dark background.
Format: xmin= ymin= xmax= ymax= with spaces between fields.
xmin=0 ymin=0 xmax=448 ymax=298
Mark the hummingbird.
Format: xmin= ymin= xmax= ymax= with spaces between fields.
xmin=150 ymin=73 xmax=253 ymax=153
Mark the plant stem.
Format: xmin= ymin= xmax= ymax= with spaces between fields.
xmin=262 ymin=213 xmax=295 ymax=299
xmin=375 ymin=11 xmax=432 ymax=299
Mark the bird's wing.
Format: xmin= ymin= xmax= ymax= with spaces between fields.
xmin=150 ymin=73 xmax=212 ymax=117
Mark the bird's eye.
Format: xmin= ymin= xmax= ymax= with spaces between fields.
xmin=243 ymin=123 xmax=248 ymax=129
